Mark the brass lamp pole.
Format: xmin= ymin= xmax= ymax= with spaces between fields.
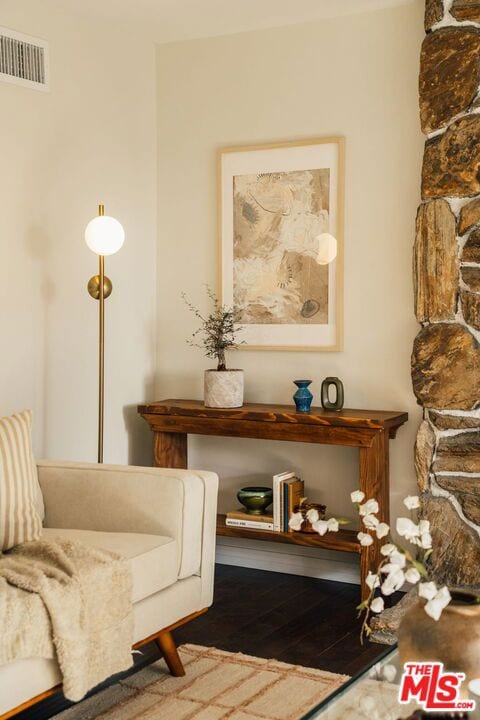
xmin=85 ymin=204 xmax=124 ymax=463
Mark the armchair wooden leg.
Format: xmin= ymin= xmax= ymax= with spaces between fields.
xmin=156 ymin=631 xmax=185 ymax=677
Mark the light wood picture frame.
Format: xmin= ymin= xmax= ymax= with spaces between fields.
xmin=219 ymin=137 xmax=344 ymax=352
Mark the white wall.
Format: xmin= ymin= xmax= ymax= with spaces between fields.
xmin=0 ymin=1 xmax=157 ymax=463
xmin=156 ymin=2 xmax=424 ymax=578
xmin=0 ymin=0 xmax=424 ymax=580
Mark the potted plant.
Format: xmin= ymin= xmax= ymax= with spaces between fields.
xmin=182 ymin=287 xmax=245 ymax=408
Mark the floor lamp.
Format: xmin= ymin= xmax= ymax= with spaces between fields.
xmin=85 ymin=204 xmax=125 ymax=463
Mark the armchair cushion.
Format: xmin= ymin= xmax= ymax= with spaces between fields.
xmin=41 ymin=528 xmax=178 ymax=603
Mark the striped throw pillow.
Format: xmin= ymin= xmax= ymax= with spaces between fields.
xmin=0 ymin=410 xmax=42 ymax=550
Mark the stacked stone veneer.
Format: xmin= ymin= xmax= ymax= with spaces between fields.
xmin=413 ymin=0 xmax=480 ymax=586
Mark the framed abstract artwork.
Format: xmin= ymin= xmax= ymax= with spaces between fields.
xmin=219 ymin=137 xmax=344 ymax=351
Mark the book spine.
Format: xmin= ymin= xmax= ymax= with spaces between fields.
xmin=279 ymin=478 xmax=284 ymax=532
xmin=273 ymin=475 xmax=280 ymax=532
xmin=226 ymin=518 xmax=274 ymax=531
xmin=227 ymin=512 xmax=273 ymax=523
xmin=284 ymin=481 xmax=289 ymax=532
xmin=287 ymin=480 xmax=305 ymax=533
xmin=273 ymin=472 xmax=295 ymax=532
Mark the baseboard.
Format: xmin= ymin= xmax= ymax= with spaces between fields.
xmin=216 ymin=537 xmax=360 ymax=585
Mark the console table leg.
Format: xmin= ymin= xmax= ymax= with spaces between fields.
xmin=359 ymin=431 xmax=389 ymax=601
xmin=154 ymin=431 xmax=188 ymax=469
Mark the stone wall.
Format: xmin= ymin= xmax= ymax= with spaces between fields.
xmin=413 ymin=0 xmax=480 ymax=586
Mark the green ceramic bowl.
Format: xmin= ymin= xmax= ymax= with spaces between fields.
xmin=237 ymin=486 xmax=273 ymax=515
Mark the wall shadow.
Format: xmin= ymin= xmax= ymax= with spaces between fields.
xmin=123 ymin=374 xmax=156 ymax=466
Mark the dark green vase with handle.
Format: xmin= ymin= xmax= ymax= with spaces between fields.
xmin=321 ymin=377 xmax=344 ymax=411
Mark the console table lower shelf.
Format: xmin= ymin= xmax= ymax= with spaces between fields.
xmin=138 ymin=399 xmax=408 ymax=601
xmin=217 ymin=514 xmax=360 ymax=554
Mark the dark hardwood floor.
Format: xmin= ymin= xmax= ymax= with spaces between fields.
xmin=176 ymin=564 xmax=389 ymax=676
xmin=17 ymin=565 xmax=393 ymax=719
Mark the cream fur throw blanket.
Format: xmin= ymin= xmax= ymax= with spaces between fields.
xmin=0 ymin=539 xmax=133 ymax=701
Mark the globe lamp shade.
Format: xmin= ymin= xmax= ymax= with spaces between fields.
xmin=85 ymin=215 xmax=125 ymax=256
xmin=316 ymin=233 xmax=337 ymax=265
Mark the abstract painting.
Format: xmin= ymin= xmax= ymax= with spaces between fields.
xmin=220 ymin=138 xmax=344 ymax=350
xmin=233 ymin=168 xmax=330 ymax=325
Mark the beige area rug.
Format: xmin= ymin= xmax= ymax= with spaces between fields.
xmin=54 ymin=644 xmax=348 ymax=720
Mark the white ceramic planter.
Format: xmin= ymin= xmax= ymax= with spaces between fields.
xmin=204 ymin=369 xmax=244 ymax=408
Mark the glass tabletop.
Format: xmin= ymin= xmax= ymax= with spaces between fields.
xmin=301 ymin=645 xmax=406 ymax=720
xmin=302 ymin=645 xmax=480 ymax=720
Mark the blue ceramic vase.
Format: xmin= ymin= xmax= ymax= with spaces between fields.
xmin=293 ymin=379 xmax=313 ymax=413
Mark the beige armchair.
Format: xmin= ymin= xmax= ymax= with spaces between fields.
xmin=0 ymin=460 xmax=218 ymax=719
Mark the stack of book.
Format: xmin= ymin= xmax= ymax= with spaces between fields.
xmin=273 ymin=471 xmax=304 ymax=533
xmin=225 ymin=509 xmax=273 ymax=531
xmin=225 ymin=471 xmax=304 ymax=533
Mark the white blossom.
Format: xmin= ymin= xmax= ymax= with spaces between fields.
xmin=396 ymin=517 xmax=420 ymax=542
xmin=420 ymin=531 xmax=432 ymax=549
xmin=351 ymin=490 xmax=365 ymax=503
xmin=468 ymin=679 xmax=480 ymax=697
xmin=366 ymin=571 xmax=380 ymax=590
xmin=371 ymin=596 xmax=384 ymax=613
xmin=359 ymin=499 xmax=379 ymax=516
xmin=382 ymin=664 xmax=397 ymax=683
xmin=369 ymin=662 xmax=397 ymax=684
xmin=306 ymin=508 xmax=319 ymax=524
xmin=418 ymin=581 xmax=438 ymax=601
xmin=403 ymin=495 xmax=420 ymax=510
xmin=381 ymin=569 xmax=405 ymax=595
xmin=380 ymin=555 xmax=405 ymax=574
xmin=419 ymin=519 xmax=430 ymax=534
xmin=381 ymin=563 xmax=402 ymax=575
xmin=326 ymin=518 xmax=339 ymax=532
xmin=380 ymin=581 xmax=395 ymax=597
xmin=363 ymin=513 xmax=379 ymax=530
xmin=436 ymin=586 xmax=451 ymax=603
xmin=288 ymin=512 xmax=303 ymax=532
xmin=423 ymin=598 xmax=443 ymax=620
xmin=405 ymin=567 xmax=421 ymax=585
xmin=389 ymin=551 xmax=406 ymax=568
xmin=416 ymin=519 xmax=432 ymax=549
xmin=424 ymin=586 xmax=451 ymax=621
xmin=357 ymin=531 xmax=374 ymax=546
xmin=312 ymin=519 xmax=329 ymax=536
xmin=375 ymin=522 xmax=390 ymax=539
xmin=380 ymin=543 xmax=396 ymax=557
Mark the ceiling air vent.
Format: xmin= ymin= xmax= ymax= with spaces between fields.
xmin=0 ymin=26 xmax=49 ymax=91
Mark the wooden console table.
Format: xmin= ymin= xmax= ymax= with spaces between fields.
xmin=138 ymin=399 xmax=408 ymax=600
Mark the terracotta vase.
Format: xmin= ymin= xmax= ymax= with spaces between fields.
xmin=398 ymin=590 xmax=480 ymax=693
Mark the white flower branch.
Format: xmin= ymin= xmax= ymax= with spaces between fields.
xmin=290 ymin=490 xmax=450 ymax=641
